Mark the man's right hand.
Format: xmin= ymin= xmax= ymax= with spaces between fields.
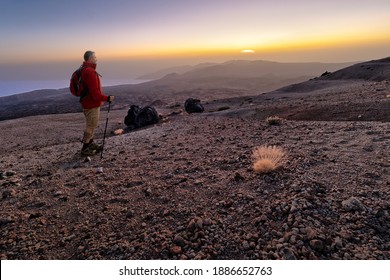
xmin=108 ymin=95 xmax=115 ymax=103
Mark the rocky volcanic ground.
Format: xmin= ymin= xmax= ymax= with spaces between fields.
xmin=0 ymin=79 xmax=389 ymax=260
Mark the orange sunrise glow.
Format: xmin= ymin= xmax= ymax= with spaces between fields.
xmin=0 ymin=0 xmax=389 ymax=80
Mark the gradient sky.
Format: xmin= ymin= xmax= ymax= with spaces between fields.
xmin=1 ymin=0 xmax=390 ymax=79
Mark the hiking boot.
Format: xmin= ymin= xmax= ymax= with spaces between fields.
xmin=81 ymin=145 xmax=96 ymax=157
xmin=89 ymin=141 xmax=103 ymax=151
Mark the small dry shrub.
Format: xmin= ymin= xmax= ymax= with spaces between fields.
xmin=265 ymin=116 xmax=283 ymax=125
xmin=252 ymin=145 xmax=286 ymax=173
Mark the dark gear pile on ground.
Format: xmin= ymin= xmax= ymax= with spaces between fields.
xmin=124 ymin=105 xmax=159 ymax=130
xmin=184 ymin=98 xmax=204 ymax=113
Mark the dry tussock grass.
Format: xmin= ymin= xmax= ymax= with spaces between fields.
xmin=252 ymin=145 xmax=287 ymax=173
xmin=265 ymin=116 xmax=283 ymax=125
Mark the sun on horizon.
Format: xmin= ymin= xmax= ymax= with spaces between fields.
xmin=240 ymin=49 xmax=255 ymax=54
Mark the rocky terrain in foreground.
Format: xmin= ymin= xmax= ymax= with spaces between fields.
xmin=1 ymin=77 xmax=389 ymax=260
xmin=0 ymin=57 xmax=389 ymax=260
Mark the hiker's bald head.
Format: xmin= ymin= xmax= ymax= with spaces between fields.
xmin=84 ymin=51 xmax=97 ymax=64
xmin=84 ymin=51 xmax=95 ymax=62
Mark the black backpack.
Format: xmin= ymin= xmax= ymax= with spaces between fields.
xmin=124 ymin=105 xmax=142 ymax=127
xmin=69 ymin=66 xmax=88 ymax=101
xmin=124 ymin=105 xmax=159 ymax=129
xmin=184 ymin=98 xmax=204 ymax=113
xmin=135 ymin=106 xmax=159 ymax=128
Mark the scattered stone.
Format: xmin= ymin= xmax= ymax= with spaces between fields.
xmin=53 ymin=191 xmax=63 ymax=197
xmin=281 ymin=248 xmax=297 ymax=260
xmin=64 ymin=234 xmax=76 ymax=241
xmin=96 ymin=167 xmax=104 ymax=173
xmin=126 ymin=210 xmax=134 ymax=218
xmin=39 ymin=218 xmax=47 ymax=225
xmin=290 ymin=204 xmax=299 ymax=213
xmin=217 ymin=106 xmax=230 ymax=111
xmin=242 ymin=241 xmax=250 ymax=250
xmin=6 ymin=171 xmax=16 ymax=177
xmin=195 ymin=218 xmax=203 ymax=230
xmin=342 ymin=197 xmax=366 ymax=212
xmin=144 ymin=188 xmax=152 ymax=196
xmin=187 ymin=219 xmax=196 ymax=232
xmin=84 ymin=157 xmax=92 ymax=162
xmin=306 ymin=227 xmax=318 ymax=240
xmin=0 ymin=217 xmax=14 ymax=226
xmin=333 ymin=237 xmax=343 ymax=248
xmin=170 ymin=246 xmax=182 ymax=255
xmin=203 ymin=218 xmax=213 ymax=226
xmin=309 ymin=239 xmax=325 ymax=251
xmin=2 ymin=189 xmax=16 ymax=199
xmin=126 ymin=181 xmax=143 ymax=188
xmin=58 ymin=196 xmax=68 ymax=202
xmin=343 ymin=252 xmax=352 ymax=259
xmin=78 ymin=246 xmax=85 ymax=252
xmin=114 ymin=129 xmax=124 ymax=135
xmin=1 ymin=171 xmax=16 ymax=179
xmin=233 ymin=172 xmax=245 ymax=182
xmin=29 ymin=213 xmax=42 ymax=219
xmin=173 ymin=235 xmax=186 ymax=246
xmin=339 ymin=230 xmax=353 ymax=240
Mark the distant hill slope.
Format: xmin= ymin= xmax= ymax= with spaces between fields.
xmin=321 ymin=57 xmax=390 ymax=81
xmin=0 ymin=88 xmax=77 ymax=121
xmin=205 ymin=57 xmax=390 ymax=122
xmin=271 ymin=57 xmax=390 ymax=95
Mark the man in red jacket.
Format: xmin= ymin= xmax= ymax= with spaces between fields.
xmin=80 ymin=50 xmax=115 ymax=156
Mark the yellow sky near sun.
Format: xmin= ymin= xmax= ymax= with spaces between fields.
xmin=2 ymin=1 xmax=390 ymax=64
xmin=100 ymin=26 xmax=390 ymax=61
xmin=6 ymin=27 xmax=388 ymax=65
xmin=85 ymin=6 xmax=390 ymax=61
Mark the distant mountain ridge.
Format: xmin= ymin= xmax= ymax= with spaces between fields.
xmin=137 ymin=63 xmax=217 ymax=79
xmin=139 ymin=59 xmax=354 ymax=81
xmin=2 ymin=57 xmax=389 ymax=121
xmin=138 ymin=60 xmax=355 ymax=94
xmin=181 ymin=60 xmax=353 ymax=78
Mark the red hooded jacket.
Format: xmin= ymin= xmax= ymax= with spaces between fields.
xmin=80 ymin=62 xmax=109 ymax=109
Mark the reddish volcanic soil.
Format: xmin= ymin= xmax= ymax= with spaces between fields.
xmin=0 ymin=79 xmax=389 ymax=260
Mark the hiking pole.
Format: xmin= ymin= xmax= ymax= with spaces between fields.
xmin=100 ymin=101 xmax=111 ymax=160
